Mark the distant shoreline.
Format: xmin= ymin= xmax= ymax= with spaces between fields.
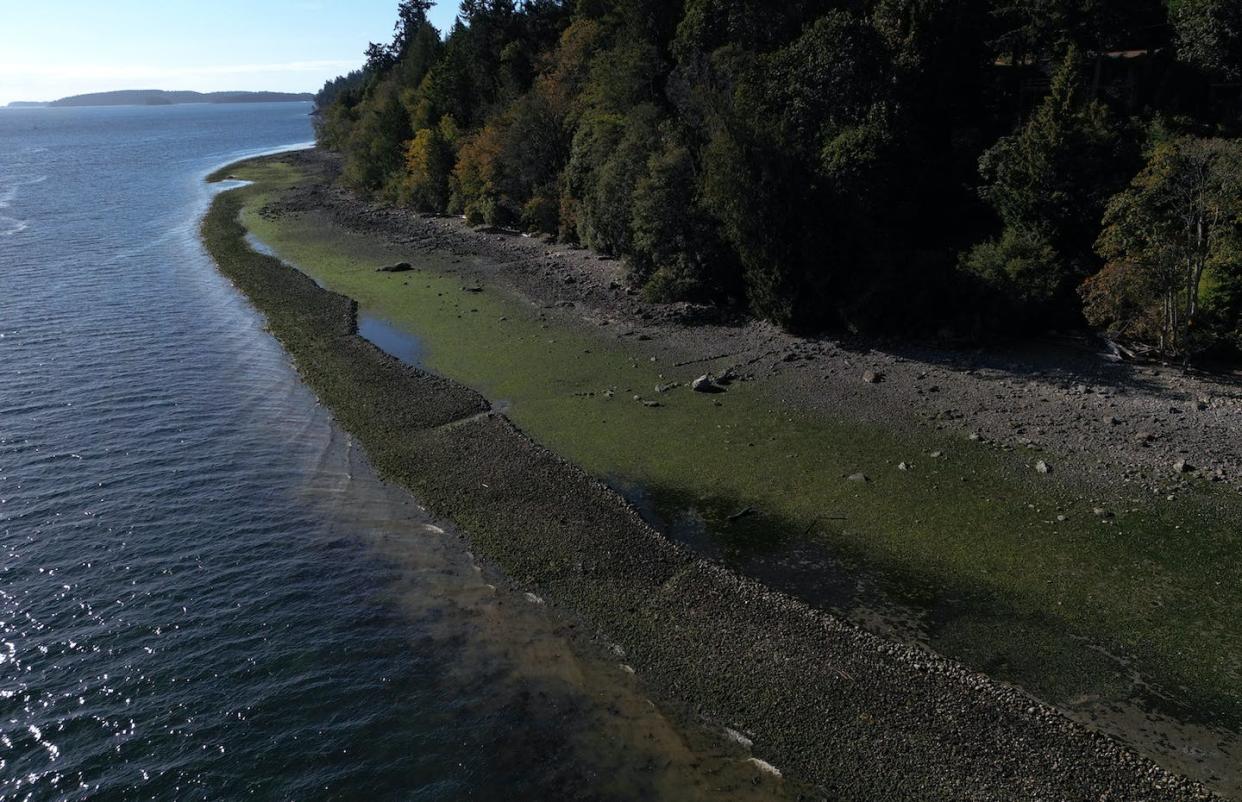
xmin=5 ymin=90 xmax=313 ymax=109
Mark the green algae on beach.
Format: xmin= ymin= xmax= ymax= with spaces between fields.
xmin=210 ymin=156 xmax=1242 ymax=793
xmin=201 ymin=158 xmax=1218 ymax=801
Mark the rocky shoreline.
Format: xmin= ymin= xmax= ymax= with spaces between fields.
xmin=266 ymin=149 xmax=1242 ymax=503
xmin=205 ymin=159 xmax=1219 ymax=799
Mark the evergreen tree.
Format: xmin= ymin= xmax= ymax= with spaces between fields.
xmin=964 ymin=47 xmax=1134 ymax=322
xmin=310 ymin=0 xmax=1242 ymax=353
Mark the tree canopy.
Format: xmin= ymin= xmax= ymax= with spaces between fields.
xmin=315 ymin=0 xmax=1242 ymax=356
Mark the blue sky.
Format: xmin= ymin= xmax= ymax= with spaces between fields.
xmin=0 ymin=1 xmax=463 ymax=104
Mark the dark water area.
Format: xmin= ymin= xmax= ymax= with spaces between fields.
xmin=246 ymin=229 xmax=424 ymax=367
xmin=613 ymin=481 xmax=928 ymax=643
xmin=0 ymin=105 xmax=790 ymax=800
xmin=358 ymin=314 xmax=424 ymax=367
xmin=614 ymin=478 xmax=1242 ymax=797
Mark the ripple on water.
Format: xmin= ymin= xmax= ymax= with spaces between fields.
xmin=0 ymin=105 xmax=800 ymax=800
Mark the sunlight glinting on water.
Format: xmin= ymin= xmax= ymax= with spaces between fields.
xmin=0 ymin=104 xmax=786 ymax=801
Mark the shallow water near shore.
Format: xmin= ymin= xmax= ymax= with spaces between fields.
xmin=0 ymin=105 xmax=794 ymax=800
xmin=358 ymin=314 xmax=425 ymax=366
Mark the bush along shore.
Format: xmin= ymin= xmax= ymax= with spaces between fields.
xmin=204 ymin=162 xmax=1220 ymax=799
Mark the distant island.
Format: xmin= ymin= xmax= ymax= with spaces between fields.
xmin=6 ymin=90 xmax=313 ymax=108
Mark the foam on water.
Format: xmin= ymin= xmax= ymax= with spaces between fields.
xmin=0 ymin=158 xmax=48 ymax=236
xmin=0 ymin=217 xmax=27 ymax=236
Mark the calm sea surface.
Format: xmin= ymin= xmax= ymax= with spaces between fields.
xmin=0 ymin=104 xmax=783 ymax=801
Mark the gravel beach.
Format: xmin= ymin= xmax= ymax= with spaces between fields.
xmin=268 ymin=150 xmax=1242 ymax=503
xmin=204 ymin=155 xmax=1228 ymax=800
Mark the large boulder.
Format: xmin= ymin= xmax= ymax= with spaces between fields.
xmin=692 ymin=374 xmax=724 ymax=393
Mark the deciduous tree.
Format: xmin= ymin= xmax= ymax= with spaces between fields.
xmin=1085 ymin=137 xmax=1242 ymax=353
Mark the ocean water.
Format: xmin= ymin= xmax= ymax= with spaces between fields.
xmin=0 ymin=104 xmax=786 ymax=800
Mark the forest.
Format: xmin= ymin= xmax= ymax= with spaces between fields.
xmin=315 ymin=0 xmax=1242 ymax=358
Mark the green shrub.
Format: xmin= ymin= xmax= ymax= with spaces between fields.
xmin=961 ymin=227 xmax=1064 ymax=310
xmin=520 ymin=194 xmax=559 ymax=235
